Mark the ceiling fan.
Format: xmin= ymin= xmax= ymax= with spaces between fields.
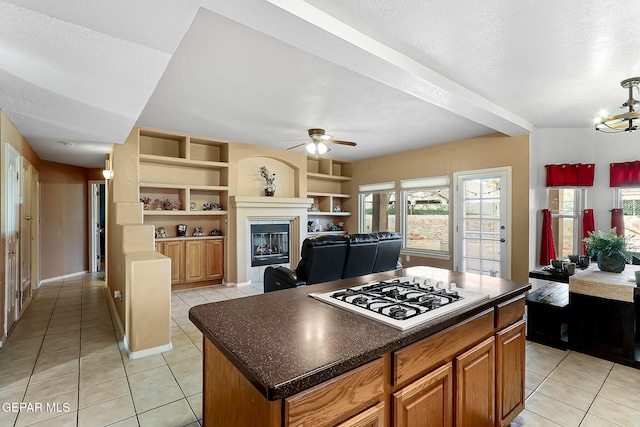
xmin=286 ymin=128 xmax=357 ymax=155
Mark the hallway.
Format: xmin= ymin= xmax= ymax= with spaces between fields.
xmin=0 ymin=274 xmax=261 ymax=426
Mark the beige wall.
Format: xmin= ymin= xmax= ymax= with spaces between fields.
xmin=346 ymin=133 xmax=530 ymax=282
xmin=39 ymin=160 xmax=90 ymax=279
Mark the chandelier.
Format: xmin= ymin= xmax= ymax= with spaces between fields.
xmin=595 ymin=77 xmax=640 ymax=133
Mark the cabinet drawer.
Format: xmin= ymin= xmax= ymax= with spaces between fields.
xmin=285 ymin=358 xmax=384 ymax=427
xmin=393 ymin=309 xmax=494 ymax=387
xmin=335 ymin=402 xmax=385 ymax=427
xmin=495 ymin=295 xmax=525 ymax=330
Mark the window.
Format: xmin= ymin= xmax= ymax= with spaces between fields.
xmin=547 ymin=188 xmax=585 ymax=258
xmin=359 ymin=182 xmax=396 ymax=233
xmin=401 ymin=177 xmax=450 ymax=256
xmin=614 ymin=187 xmax=640 ymax=252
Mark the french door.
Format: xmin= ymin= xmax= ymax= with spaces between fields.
xmin=5 ymin=145 xmax=20 ymax=333
xmin=454 ymin=167 xmax=511 ymax=279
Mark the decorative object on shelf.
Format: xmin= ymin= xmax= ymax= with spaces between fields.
xmin=177 ymin=224 xmax=187 ymax=237
xmin=190 ymin=202 xmax=197 ymax=211
xmin=314 ymin=218 xmax=321 ymax=232
xmin=595 ymin=77 xmax=640 ymax=133
xmin=209 ymin=229 xmax=222 ymax=236
xmin=307 ymin=221 xmax=315 ymax=233
xmin=155 ymin=227 xmax=167 ymax=238
xmin=333 ymin=205 xmax=341 ymax=212
xmin=327 ymin=222 xmax=344 ymax=231
xmin=258 ymin=166 xmax=276 ymax=197
xmin=140 ymin=197 xmax=151 ymax=210
xmin=583 ymin=228 xmax=638 ymax=273
xmin=155 ymin=198 xmax=176 ymax=210
xmin=308 ymin=204 xmax=319 ymax=212
xmin=193 ymin=226 xmax=204 ymax=237
xmin=203 ymin=202 xmax=222 ymax=211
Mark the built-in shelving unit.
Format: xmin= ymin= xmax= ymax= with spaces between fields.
xmin=306 ymin=157 xmax=352 ymax=236
xmin=136 ymin=127 xmax=229 ymax=285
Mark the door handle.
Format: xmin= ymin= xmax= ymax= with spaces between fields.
xmin=8 ymin=250 xmax=16 ymax=254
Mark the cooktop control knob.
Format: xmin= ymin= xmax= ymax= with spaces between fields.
xmin=448 ymin=282 xmax=457 ymax=291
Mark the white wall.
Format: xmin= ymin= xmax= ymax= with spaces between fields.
xmin=529 ymin=127 xmax=640 ymax=269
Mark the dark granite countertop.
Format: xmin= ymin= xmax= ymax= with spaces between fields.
xmin=188 ymin=266 xmax=530 ymax=400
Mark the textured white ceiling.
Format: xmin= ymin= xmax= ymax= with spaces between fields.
xmin=2 ymin=0 xmax=640 ymax=167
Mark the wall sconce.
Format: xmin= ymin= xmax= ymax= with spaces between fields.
xmin=103 ymin=159 xmax=114 ymax=180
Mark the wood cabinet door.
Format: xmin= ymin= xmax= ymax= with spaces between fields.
xmin=164 ymin=241 xmax=184 ymax=284
xmin=393 ymin=362 xmax=453 ymax=427
xmin=206 ymin=239 xmax=224 ymax=280
xmin=186 ymin=240 xmax=206 ymax=282
xmin=455 ymin=336 xmax=495 ymax=427
xmin=335 ymin=402 xmax=384 ymax=427
xmin=495 ymin=320 xmax=526 ymax=427
xmin=154 ymin=241 xmax=164 ymax=253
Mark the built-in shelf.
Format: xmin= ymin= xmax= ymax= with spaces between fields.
xmin=306 ymin=172 xmax=352 ymax=182
xmin=307 ymin=192 xmax=351 ymax=199
xmin=139 ymin=154 xmax=229 ymax=169
xmin=308 ymin=231 xmax=347 ymax=236
xmin=307 ymin=212 xmax=351 ymax=217
xmin=144 ymin=210 xmax=228 ymax=216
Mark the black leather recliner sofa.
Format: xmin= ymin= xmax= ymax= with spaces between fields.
xmin=263 ymin=232 xmax=402 ymax=292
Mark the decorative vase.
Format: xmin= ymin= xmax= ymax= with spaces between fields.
xmin=264 ymin=184 xmax=276 ymax=197
xmin=597 ymin=251 xmax=626 ymax=273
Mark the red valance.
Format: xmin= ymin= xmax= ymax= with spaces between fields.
xmin=610 ymin=161 xmax=640 ymax=187
xmin=545 ymin=163 xmax=595 ymax=187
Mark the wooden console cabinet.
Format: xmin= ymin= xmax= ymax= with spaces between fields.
xmin=155 ymin=237 xmax=224 ymax=286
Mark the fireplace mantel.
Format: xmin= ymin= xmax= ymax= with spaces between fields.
xmin=228 ymin=196 xmax=313 ymax=285
xmin=230 ymin=196 xmax=314 ymax=209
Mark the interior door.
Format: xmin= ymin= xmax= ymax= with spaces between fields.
xmin=454 ymin=168 xmax=511 ymax=279
xmin=19 ymin=158 xmax=33 ymax=312
xmin=6 ymin=145 xmax=20 ymax=333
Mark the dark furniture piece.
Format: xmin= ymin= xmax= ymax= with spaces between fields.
xmin=264 ymin=232 xmax=402 ymax=292
xmin=525 ymin=282 xmax=569 ymax=349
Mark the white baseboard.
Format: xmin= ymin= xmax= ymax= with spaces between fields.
xmin=127 ymin=343 xmax=173 ymax=360
xmin=224 ymin=280 xmax=252 ymax=287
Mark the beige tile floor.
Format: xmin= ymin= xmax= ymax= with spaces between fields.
xmin=0 ymin=274 xmax=262 ymax=427
xmin=1 ymin=274 xmax=640 ymax=426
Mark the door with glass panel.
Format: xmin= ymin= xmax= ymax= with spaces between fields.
xmin=454 ymin=168 xmax=511 ymax=279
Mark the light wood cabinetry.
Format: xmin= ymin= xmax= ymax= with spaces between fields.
xmin=155 ymin=240 xmax=184 ymax=284
xmin=155 ymin=237 xmax=224 ymax=286
xmin=285 ymin=358 xmax=383 ymax=426
xmin=205 ymin=239 xmax=224 ymax=280
xmin=136 ymin=127 xmax=229 ymax=284
xmin=307 ymin=157 xmax=352 ymax=236
xmin=393 ymin=363 xmax=453 ymax=427
xmin=202 ymin=300 xmax=526 ymax=427
xmin=495 ymin=320 xmax=526 ymax=427
xmin=455 ymin=337 xmax=495 ymax=427
xmin=186 ymin=240 xmax=206 ymax=282
xmin=336 ymin=402 xmax=385 ymax=427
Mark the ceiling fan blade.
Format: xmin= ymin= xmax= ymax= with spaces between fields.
xmin=286 ymin=142 xmax=309 ymax=150
xmin=328 ymin=139 xmax=357 ymax=147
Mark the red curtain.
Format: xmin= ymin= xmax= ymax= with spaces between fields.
xmin=582 ymin=209 xmax=595 ymax=255
xmin=546 ymin=163 xmax=595 ymax=187
xmin=540 ymin=209 xmax=556 ymax=265
xmin=611 ymin=208 xmax=625 ymax=236
xmin=610 ymin=161 xmax=640 ymax=187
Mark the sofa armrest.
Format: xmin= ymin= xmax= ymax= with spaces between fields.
xmin=264 ymin=266 xmax=306 ymax=293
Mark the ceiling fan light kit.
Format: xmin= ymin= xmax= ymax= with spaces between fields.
xmin=595 ymin=77 xmax=640 ymax=133
xmin=287 ymin=128 xmax=357 ymax=155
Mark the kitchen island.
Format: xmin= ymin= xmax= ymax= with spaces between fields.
xmin=189 ymin=266 xmax=531 ymax=426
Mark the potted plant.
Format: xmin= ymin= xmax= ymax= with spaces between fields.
xmin=258 ymin=166 xmax=276 ymax=196
xmin=583 ymin=228 xmax=636 ymax=273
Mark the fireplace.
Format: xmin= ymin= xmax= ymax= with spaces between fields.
xmin=250 ymin=224 xmax=290 ymax=267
